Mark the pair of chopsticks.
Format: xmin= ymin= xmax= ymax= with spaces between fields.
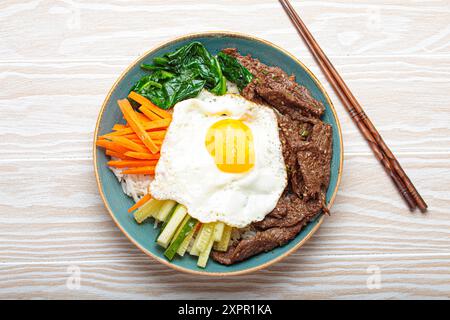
xmin=279 ymin=0 xmax=427 ymax=212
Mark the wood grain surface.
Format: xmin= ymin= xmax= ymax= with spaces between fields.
xmin=0 ymin=0 xmax=449 ymax=299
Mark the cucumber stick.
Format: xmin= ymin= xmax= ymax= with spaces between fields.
xmin=197 ymin=235 xmax=215 ymax=268
xmin=170 ymin=215 xmax=190 ymax=245
xmin=213 ymin=222 xmax=225 ymax=241
xmin=190 ymin=223 xmax=215 ymax=256
xmin=157 ymin=203 xmax=178 ymax=237
xmin=134 ymin=199 xmax=162 ymax=224
xmin=157 ymin=205 xmax=187 ymax=248
xmin=164 ymin=217 xmax=197 ymax=260
xmin=213 ymin=225 xmax=232 ymax=252
xmin=189 ymin=225 xmax=204 ymax=256
xmin=177 ymin=224 xmax=198 ymax=257
xmin=156 ymin=200 xmax=176 ymax=222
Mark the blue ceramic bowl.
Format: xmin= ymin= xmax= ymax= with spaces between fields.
xmin=94 ymin=32 xmax=343 ymax=276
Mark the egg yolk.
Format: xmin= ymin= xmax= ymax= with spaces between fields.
xmin=205 ymin=119 xmax=255 ymax=173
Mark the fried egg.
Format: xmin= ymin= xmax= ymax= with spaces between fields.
xmin=150 ymin=93 xmax=287 ymax=228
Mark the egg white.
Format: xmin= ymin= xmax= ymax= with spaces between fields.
xmin=150 ymin=93 xmax=287 ymax=228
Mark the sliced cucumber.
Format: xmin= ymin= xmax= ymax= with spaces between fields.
xmin=157 ymin=204 xmax=187 ymax=248
xmin=157 ymin=203 xmax=178 ymax=237
xmin=177 ymin=224 xmax=199 ymax=257
xmin=213 ymin=224 xmax=232 ymax=252
xmin=213 ymin=222 xmax=225 ymax=242
xmin=190 ymin=223 xmax=214 ymax=256
xmin=189 ymin=224 xmax=204 ymax=256
xmin=164 ymin=217 xmax=197 ymax=260
xmin=134 ymin=199 xmax=163 ymax=224
xmin=156 ymin=200 xmax=176 ymax=222
xmin=170 ymin=214 xmax=190 ymax=245
xmin=197 ymin=235 xmax=215 ymax=268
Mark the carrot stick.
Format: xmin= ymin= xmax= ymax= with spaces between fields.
xmin=102 ymin=130 xmax=166 ymax=141
xmin=135 ymin=112 xmax=151 ymax=123
xmin=127 ymin=132 xmax=166 ymax=140
xmin=117 ymin=99 xmax=160 ymax=154
xmin=108 ymin=160 xmax=158 ymax=168
xmin=127 ymin=194 xmax=152 ymax=213
xmin=112 ymin=124 xmax=127 ymax=131
xmin=118 ymin=99 xmax=159 ymax=153
xmin=121 ymin=133 xmax=139 ymax=140
xmin=125 ymin=151 xmax=160 ymax=160
xmin=130 ymin=138 xmax=163 ymax=146
xmin=148 ymin=130 xmax=166 ymax=139
xmin=139 ymin=105 xmax=162 ymax=121
xmin=96 ymin=139 xmax=129 ymax=154
xmin=122 ymin=166 xmax=155 ymax=175
xmin=105 ymin=118 xmax=171 ymax=137
xmin=129 ymin=139 xmax=144 ymax=145
xmin=105 ymin=150 xmax=134 ymax=160
xmin=141 ymin=119 xmax=171 ymax=131
xmin=128 ymin=91 xmax=172 ymax=119
xmin=106 ymin=135 xmax=148 ymax=153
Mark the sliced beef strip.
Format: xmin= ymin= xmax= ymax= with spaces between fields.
xmin=222 ymin=48 xmax=325 ymax=119
xmin=211 ymin=222 xmax=304 ymax=265
xmin=276 ymin=114 xmax=332 ymax=200
xmin=211 ymin=49 xmax=333 ymax=266
xmin=252 ymin=193 xmax=323 ymax=230
xmin=295 ymin=121 xmax=333 ymax=201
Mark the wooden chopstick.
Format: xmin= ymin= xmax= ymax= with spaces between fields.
xmin=279 ymin=0 xmax=427 ymax=212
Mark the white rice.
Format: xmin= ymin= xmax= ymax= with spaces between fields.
xmin=109 ymin=158 xmax=152 ymax=203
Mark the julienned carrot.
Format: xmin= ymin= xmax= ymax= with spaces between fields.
xmin=125 ymin=151 xmax=160 ymax=160
xmin=106 ymin=135 xmax=148 ymax=153
xmin=142 ymin=119 xmax=171 ymax=131
xmin=122 ymin=166 xmax=155 ymax=175
xmin=128 ymin=91 xmax=172 ymax=119
xmin=130 ymin=138 xmax=163 ymax=146
xmin=105 ymin=118 xmax=171 ymax=137
xmin=139 ymin=105 xmax=162 ymax=121
xmin=96 ymin=139 xmax=129 ymax=154
xmin=127 ymin=131 xmax=166 ymax=140
xmin=108 ymin=160 xmax=158 ymax=168
xmin=118 ymin=99 xmax=159 ymax=154
xmin=135 ymin=112 xmax=151 ymax=123
xmin=105 ymin=150 xmax=133 ymax=160
xmin=128 ymin=194 xmax=152 ymax=213
xmin=102 ymin=130 xmax=166 ymax=141
xmin=112 ymin=124 xmax=127 ymax=131
xmin=119 ymin=112 xmax=149 ymax=124
xmin=149 ymin=130 xmax=166 ymax=139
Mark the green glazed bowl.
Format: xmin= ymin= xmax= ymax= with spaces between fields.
xmin=94 ymin=32 xmax=343 ymax=276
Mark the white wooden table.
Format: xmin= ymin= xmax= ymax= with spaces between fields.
xmin=1 ymin=0 xmax=449 ymax=299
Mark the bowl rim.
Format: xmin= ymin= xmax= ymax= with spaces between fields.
xmin=93 ymin=31 xmax=344 ymax=276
